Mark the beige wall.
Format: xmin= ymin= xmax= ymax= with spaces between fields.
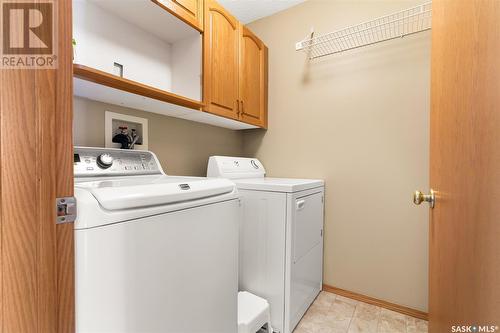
xmin=73 ymin=97 xmax=243 ymax=176
xmin=244 ymin=0 xmax=430 ymax=311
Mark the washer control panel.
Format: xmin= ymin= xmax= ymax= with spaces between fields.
xmin=74 ymin=147 xmax=163 ymax=177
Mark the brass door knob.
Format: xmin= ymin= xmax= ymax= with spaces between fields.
xmin=413 ymin=189 xmax=436 ymax=208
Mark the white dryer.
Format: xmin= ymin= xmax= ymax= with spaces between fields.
xmin=74 ymin=147 xmax=239 ymax=333
xmin=208 ymin=156 xmax=324 ymax=333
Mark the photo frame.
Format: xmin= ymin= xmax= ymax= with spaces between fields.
xmin=105 ymin=111 xmax=149 ymax=150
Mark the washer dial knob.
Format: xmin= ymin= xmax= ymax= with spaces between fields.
xmin=97 ymin=153 xmax=114 ymax=169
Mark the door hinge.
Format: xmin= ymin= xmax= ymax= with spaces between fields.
xmin=56 ymin=197 xmax=77 ymax=224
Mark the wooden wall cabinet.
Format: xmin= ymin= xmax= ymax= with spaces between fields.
xmin=239 ymin=25 xmax=268 ymax=128
xmin=154 ymin=0 xmax=204 ymax=31
xmin=203 ymin=0 xmax=268 ymax=128
xmin=203 ymin=0 xmax=240 ymax=120
xmin=73 ymin=0 xmax=258 ymax=130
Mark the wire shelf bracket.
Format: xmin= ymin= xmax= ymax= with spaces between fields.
xmin=295 ymin=2 xmax=432 ymax=59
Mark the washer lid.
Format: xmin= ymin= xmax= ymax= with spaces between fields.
xmin=233 ymin=177 xmax=324 ymax=193
xmin=76 ymin=175 xmax=235 ymax=210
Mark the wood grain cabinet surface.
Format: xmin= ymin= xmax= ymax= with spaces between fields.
xmin=203 ymin=0 xmax=268 ymax=128
xmin=203 ymin=0 xmax=240 ymax=120
xmin=239 ymin=25 xmax=268 ymax=128
xmin=153 ymin=0 xmax=204 ymax=31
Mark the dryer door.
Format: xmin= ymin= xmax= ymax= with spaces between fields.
xmin=293 ymin=191 xmax=324 ymax=263
xmin=287 ymin=189 xmax=324 ymax=333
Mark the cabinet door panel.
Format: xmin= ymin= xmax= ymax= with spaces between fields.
xmin=240 ymin=26 xmax=268 ymax=128
xmin=203 ymin=1 xmax=239 ymax=119
xmin=155 ymin=0 xmax=203 ymax=31
xmin=174 ymin=0 xmax=197 ymax=16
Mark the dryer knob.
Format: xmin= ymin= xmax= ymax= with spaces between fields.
xmin=251 ymin=160 xmax=259 ymax=169
xmin=97 ymin=153 xmax=114 ymax=169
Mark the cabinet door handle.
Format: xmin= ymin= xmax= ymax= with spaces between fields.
xmin=240 ymin=100 xmax=244 ymax=114
xmin=236 ymin=99 xmax=240 ymax=115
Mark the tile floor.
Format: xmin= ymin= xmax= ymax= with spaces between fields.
xmin=293 ymin=291 xmax=428 ymax=333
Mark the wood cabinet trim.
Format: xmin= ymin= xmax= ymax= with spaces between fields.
xmin=202 ymin=0 xmax=240 ymax=120
xmin=239 ymin=25 xmax=268 ymax=128
xmin=242 ymin=27 xmax=264 ymax=51
xmin=205 ymin=1 xmax=238 ymax=29
xmin=172 ymin=0 xmax=196 ymax=16
xmin=73 ymin=64 xmax=203 ymax=111
xmin=208 ymin=7 xmax=237 ymax=29
xmin=151 ymin=0 xmax=203 ymax=32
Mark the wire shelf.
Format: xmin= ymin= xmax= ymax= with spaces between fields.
xmin=295 ymin=2 xmax=432 ymax=59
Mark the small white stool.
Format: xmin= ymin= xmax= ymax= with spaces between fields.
xmin=238 ymin=291 xmax=272 ymax=333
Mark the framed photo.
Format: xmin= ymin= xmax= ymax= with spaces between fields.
xmin=105 ymin=111 xmax=148 ymax=150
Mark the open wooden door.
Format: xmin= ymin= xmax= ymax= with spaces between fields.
xmin=426 ymin=0 xmax=500 ymax=331
xmin=0 ymin=1 xmax=74 ymax=332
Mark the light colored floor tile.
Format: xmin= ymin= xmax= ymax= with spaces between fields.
xmin=315 ymin=291 xmax=337 ymax=307
xmin=294 ymin=322 xmax=309 ymax=332
xmin=330 ymin=298 xmax=356 ymax=320
xmin=347 ymin=303 xmax=380 ymax=333
xmin=377 ymin=308 xmax=406 ymax=333
xmin=314 ymin=298 xmax=356 ymax=333
xmin=353 ymin=303 xmax=380 ymax=322
xmin=348 ymin=317 xmax=378 ymax=333
xmin=302 ymin=309 xmax=327 ymax=326
xmin=320 ymin=316 xmax=352 ymax=333
xmin=308 ymin=302 xmax=331 ymax=318
xmin=293 ymin=292 xmax=427 ymax=333
xmin=335 ymin=295 xmax=359 ymax=306
xmin=406 ymin=316 xmax=428 ymax=333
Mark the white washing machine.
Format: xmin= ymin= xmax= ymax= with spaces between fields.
xmin=74 ymin=147 xmax=239 ymax=333
xmin=207 ymin=156 xmax=324 ymax=333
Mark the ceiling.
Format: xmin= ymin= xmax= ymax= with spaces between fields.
xmin=218 ymin=0 xmax=305 ymax=24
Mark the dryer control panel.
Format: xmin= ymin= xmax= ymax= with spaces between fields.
xmin=207 ymin=156 xmax=266 ymax=179
xmin=74 ymin=147 xmax=163 ymax=177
